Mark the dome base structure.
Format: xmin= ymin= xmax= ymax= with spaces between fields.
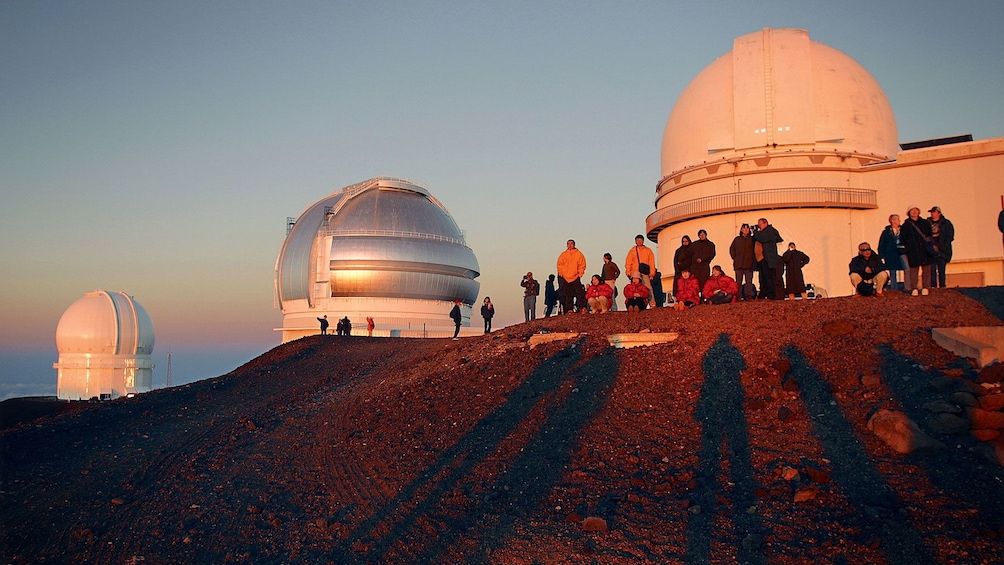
xmin=651 ymin=29 xmax=1004 ymax=297
xmin=275 ymin=178 xmax=480 ymax=342
xmin=54 ymin=290 xmax=155 ymax=401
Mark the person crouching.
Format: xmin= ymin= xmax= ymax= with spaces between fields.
xmin=585 ymin=274 xmax=613 ymax=313
xmin=703 ymin=265 xmax=739 ymax=304
xmin=624 ymin=275 xmax=650 ymax=312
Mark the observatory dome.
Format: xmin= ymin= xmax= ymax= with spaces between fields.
xmin=274 ymin=177 xmax=480 ymax=341
xmin=54 ymin=290 xmax=155 ymax=400
xmin=661 ymin=28 xmax=898 ymax=177
xmin=56 ymin=290 xmax=155 ymax=356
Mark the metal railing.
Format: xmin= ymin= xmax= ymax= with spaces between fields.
xmin=319 ymin=228 xmax=468 ymax=247
xmin=647 ymin=187 xmax=877 ymax=236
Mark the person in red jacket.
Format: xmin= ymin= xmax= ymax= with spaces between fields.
xmin=674 ymin=269 xmax=701 ymax=308
xmin=703 ymin=265 xmax=739 ymax=304
xmin=623 ymin=276 xmax=651 ymax=312
xmin=585 ymin=274 xmax=613 ymax=313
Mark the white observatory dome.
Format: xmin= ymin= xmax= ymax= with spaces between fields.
xmin=54 ymin=290 xmax=155 ymax=400
xmin=274 ymin=177 xmax=481 ymax=341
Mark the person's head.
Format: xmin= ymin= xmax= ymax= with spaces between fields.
xmin=323 ymin=315 xmax=327 ymax=319
xmin=484 ymin=297 xmax=491 ymax=303
xmin=566 ymin=239 xmax=576 ymax=250
xmin=631 ymin=276 xmax=641 ymax=284
xmin=740 ymin=223 xmax=751 ymax=236
xmin=788 ymin=242 xmax=796 ymax=251
xmin=907 ymin=206 xmax=920 ymax=220
xmin=888 ymin=213 xmax=900 ymax=228
xmin=680 ymin=269 xmax=691 ymax=279
xmin=603 ymin=252 xmax=612 ymax=262
xmin=681 ymin=235 xmax=691 ymax=245
xmin=548 ymin=274 xmax=555 ymax=282
xmin=697 ymin=229 xmax=708 ymax=239
xmin=757 ymin=218 xmax=768 ymax=230
xmin=858 ymin=242 xmax=874 ymax=257
xmin=929 ymin=206 xmax=942 ymax=220
xmin=712 ymin=265 xmax=724 ymax=277
xmin=591 ymin=274 xmax=602 ymax=285
xmin=635 ymin=235 xmax=645 ymax=246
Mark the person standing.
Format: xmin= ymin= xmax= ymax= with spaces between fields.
xmin=877 ymin=214 xmax=907 ymax=291
xmin=601 ymin=253 xmax=621 ymax=311
xmin=753 ymin=218 xmax=783 ymax=299
xmin=624 ymin=235 xmax=657 ymax=308
xmin=556 ymin=239 xmax=587 ymax=314
xmin=689 ymin=229 xmax=716 ymax=294
xmin=673 ymin=235 xmax=694 ymax=297
xmin=729 ymin=223 xmax=756 ymax=300
xmin=520 ymin=272 xmax=540 ymax=322
xmin=317 ymin=315 xmax=329 ymax=335
xmin=480 ymin=297 xmax=494 ymax=334
xmin=366 ymin=317 xmax=375 ymax=337
xmin=927 ymin=206 xmax=955 ymax=288
xmin=544 ymin=275 xmax=558 ymax=317
xmin=449 ymin=300 xmax=462 ymax=339
xmin=339 ymin=316 xmax=352 ymax=336
xmin=901 ymin=206 xmax=932 ymax=296
xmin=782 ymin=242 xmax=810 ymax=300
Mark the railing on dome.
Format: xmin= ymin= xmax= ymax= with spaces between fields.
xmin=646 ymin=186 xmax=878 ymax=237
xmin=319 ymin=228 xmax=469 ymax=247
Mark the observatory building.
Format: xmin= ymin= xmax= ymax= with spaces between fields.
xmin=649 ymin=28 xmax=1004 ymax=295
xmin=274 ymin=177 xmax=480 ymax=342
xmin=53 ymin=290 xmax=155 ymax=401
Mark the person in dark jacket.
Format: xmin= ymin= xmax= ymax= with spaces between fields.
xmin=520 ymin=272 xmax=539 ymax=322
xmin=927 ymin=206 xmax=955 ymax=288
xmin=543 ymin=275 xmax=558 ymax=317
xmin=673 ymin=235 xmax=693 ymax=297
xmin=449 ymin=300 xmax=462 ymax=339
xmin=690 ymin=229 xmax=716 ymax=292
xmin=730 ymin=223 xmax=756 ymax=300
xmin=601 ymin=254 xmax=621 ymax=311
xmin=849 ymin=242 xmax=888 ymax=296
xmin=877 ymin=214 xmax=907 ymax=291
xmin=753 ymin=218 xmax=784 ymax=299
xmin=339 ymin=316 xmax=352 ymax=336
xmin=782 ymin=242 xmax=810 ymax=299
xmin=317 ymin=315 xmax=329 ymax=335
xmin=901 ymin=206 xmax=932 ymax=296
xmin=480 ymin=297 xmax=494 ymax=334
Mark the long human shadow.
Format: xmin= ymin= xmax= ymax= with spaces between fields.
xmin=878 ymin=345 xmax=1004 ymax=536
xmin=783 ymin=345 xmax=935 ymax=563
xmin=333 ymin=338 xmax=593 ymax=562
xmin=413 ymin=350 xmax=619 ymax=563
xmin=685 ymin=333 xmax=767 ymax=565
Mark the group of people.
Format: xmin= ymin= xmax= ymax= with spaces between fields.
xmin=527 ymin=236 xmax=668 ymax=316
xmin=857 ymin=205 xmax=955 ymax=296
xmin=317 ymin=315 xmax=376 ymax=336
xmin=672 ymin=217 xmax=811 ymax=305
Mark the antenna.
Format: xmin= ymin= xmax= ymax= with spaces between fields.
xmin=166 ymin=351 xmax=173 ymax=388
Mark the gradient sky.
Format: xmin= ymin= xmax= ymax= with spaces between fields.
xmin=2 ymin=1 xmax=1003 ymax=394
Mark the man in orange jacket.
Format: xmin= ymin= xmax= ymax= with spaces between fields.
xmin=556 ymin=239 xmax=587 ymax=313
xmin=625 ymin=234 xmax=657 ymax=308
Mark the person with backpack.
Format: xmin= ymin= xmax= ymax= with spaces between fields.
xmin=624 ymin=235 xmax=656 ymax=308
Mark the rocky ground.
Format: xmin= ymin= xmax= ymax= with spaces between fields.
xmin=2 ymin=288 xmax=1003 ymax=564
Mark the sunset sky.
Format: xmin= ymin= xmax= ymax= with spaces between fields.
xmin=3 ymin=1 xmax=1003 ymax=397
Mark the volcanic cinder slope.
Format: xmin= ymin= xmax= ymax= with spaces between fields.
xmin=2 ymin=289 xmax=1004 ymax=564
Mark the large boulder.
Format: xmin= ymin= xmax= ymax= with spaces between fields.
xmin=867 ymin=409 xmax=946 ymax=454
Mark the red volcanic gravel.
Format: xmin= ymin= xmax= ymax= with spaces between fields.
xmin=2 ymin=289 xmax=1004 ymax=563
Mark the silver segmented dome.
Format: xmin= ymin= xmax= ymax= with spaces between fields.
xmin=276 ymin=178 xmax=480 ymax=307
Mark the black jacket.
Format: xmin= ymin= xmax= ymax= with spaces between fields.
xmin=849 ymin=253 xmax=885 ymax=280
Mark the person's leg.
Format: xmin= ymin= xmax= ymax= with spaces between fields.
xmin=454 ymin=322 xmax=460 ymax=339
xmin=641 ymin=273 xmax=655 ymax=307
xmin=873 ymin=271 xmax=889 ymax=294
xmin=557 ymin=278 xmax=571 ymax=314
xmin=531 ymin=296 xmax=537 ymax=320
xmin=773 ymin=267 xmax=785 ymax=299
xmin=938 ymin=258 xmax=948 ymax=287
xmin=605 ymin=280 xmax=617 ymax=311
xmin=850 ymin=273 xmax=863 ymax=294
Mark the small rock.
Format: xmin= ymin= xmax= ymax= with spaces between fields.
xmin=742 ymin=534 xmax=764 ymax=550
xmin=926 ymin=413 xmax=970 ymax=435
xmin=967 ymin=407 xmax=1004 ymax=430
xmin=689 ymin=504 xmax=702 ymax=515
xmin=978 ymin=393 xmax=1004 ymax=412
xmin=868 ymin=409 xmax=947 ymax=453
xmin=111 ymin=498 xmax=124 ymax=505
xmin=803 ymin=467 xmax=830 ymax=484
xmin=582 ymin=516 xmax=608 ymax=533
xmin=942 ymin=368 xmax=965 ymax=378
xmin=949 ymin=391 xmax=978 ymax=407
xmin=861 ymin=374 xmax=882 ymax=388
xmin=777 ymin=406 xmax=793 ymax=421
xmin=971 ymin=429 xmax=1002 ymax=442
xmin=977 ymin=363 xmax=1004 ymax=384
xmin=794 ymin=486 xmax=819 ymax=502
xmin=782 ymin=466 xmax=800 ymax=481
xmin=922 ymin=399 xmax=962 ymax=414
xmin=781 ymin=375 xmax=799 ymax=392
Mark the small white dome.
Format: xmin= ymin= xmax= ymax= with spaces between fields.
xmin=55 ymin=290 xmax=155 ymax=355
